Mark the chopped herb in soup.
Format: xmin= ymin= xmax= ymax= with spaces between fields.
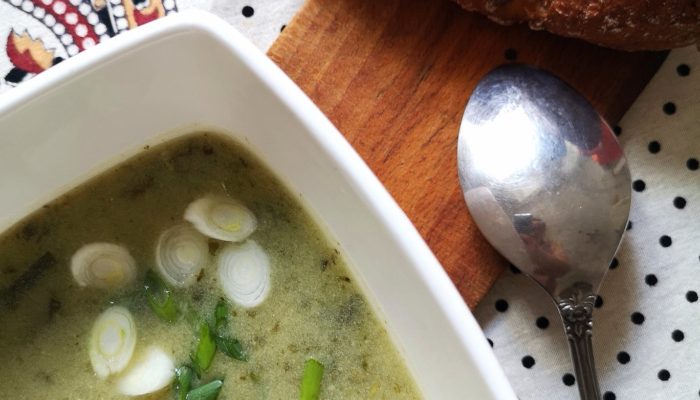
xmin=0 ymin=133 xmax=422 ymax=399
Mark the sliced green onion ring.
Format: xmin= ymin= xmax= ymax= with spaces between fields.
xmin=214 ymin=336 xmax=247 ymax=361
xmin=186 ymin=379 xmax=224 ymax=400
xmin=184 ymin=195 xmax=257 ymax=242
xmin=214 ymin=298 xmax=228 ymax=333
xmin=71 ymin=243 xmax=137 ymax=289
xmin=89 ymin=306 xmax=137 ymax=379
xmin=115 ymin=345 xmax=175 ymax=396
xmin=191 ymin=321 xmax=216 ymax=377
xmin=300 ymin=358 xmax=324 ymax=400
xmin=144 ymin=270 xmax=179 ymax=322
xmin=217 ymin=240 xmax=270 ymax=308
xmin=156 ymin=224 xmax=209 ymax=288
xmin=175 ymin=365 xmax=194 ymax=400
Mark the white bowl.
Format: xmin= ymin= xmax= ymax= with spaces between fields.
xmin=0 ymin=11 xmax=516 ymax=399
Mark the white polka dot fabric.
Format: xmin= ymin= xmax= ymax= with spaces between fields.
xmin=475 ymin=47 xmax=700 ymax=400
xmin=1 ymin=1 xmax=699 ymax=398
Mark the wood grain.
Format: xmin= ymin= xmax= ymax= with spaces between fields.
xmin=268 ymin=0 xmax=666 ymax=308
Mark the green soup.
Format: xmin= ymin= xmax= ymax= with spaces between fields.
xmin=0 ymin=133 xmax=421 ymax=399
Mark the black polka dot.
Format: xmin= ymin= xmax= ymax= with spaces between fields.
xmin=562 ymin=373 xmax=576 ymax=386
xmin=672 ymin=329 xmax=685 ymax=342
xmin=677 ymin=64 xmax=691 ymax=77
xmin=504 ymin=48 xmax=518 ymax=61
xmin=674 ymin=196 xmax=687 ymax=209
xmin=633 ymin=180 xmax=646 ymax=192
xmin=617 ymin=351 xmax=631 ymax=364
xmin=603 ymin=392 xmax=616 ymax=400
xmin=648 ymin=141 xmax=661 ymax=154
xmin=627 ymin=221 xmax=633 ymax=230
xmin=658 ymin=369 xmax=671 ymax=381
xmin=613 ymin=125 xmax=622 ymax=136
xmin=495 ymin=299 xmax=509 ymax=312
xmin=645 ymin=274 xmax=658 ymax=286
xmin=536 ymin=316 xmax=550 ymax=330
xmin=595 ymin=295 xmax=604 ymax=308
xmin=521 ymin=355 xmax=535 ymax=369
xmin=487 ymin=338 xmax=493 ymax=347
xmin=660 ymin=235 xmax=672 ymax=247
xmin=688 ymin=158 xmax=699 ymax=171
xmin=242 ymin=5 xmax=254 ymax=17
xmin=663 ymin=102 xmax=677 ymax=115
xmin=609 ymin=258 xmax=619 ymax=270
xmin=631 ymin=312 xmax=645 ymax=325
xmin=686 ymin=291 xmax=698 ymax=303
xmin=509 ymin=264 xmax=521 ymax=274
xmin=280 ymin=24 xmax=286 ymax=32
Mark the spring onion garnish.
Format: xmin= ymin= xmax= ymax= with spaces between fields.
xmin=214 ymin=298 xmax=228 ymax=333
xmin=214 ymin=336 xmax=247 ymax=361
xmin=191 ymin=321 xmax=216 ymax=377
xmin=175 ymin=365 xmax=194 ymax=400
xmin=184 ymin=195 xmax=257 ymax=242
xmin=71 ymin=243 xmax=137 ymax=289
xmin=88 ymin=306 xmax=137 ymax=379
xmin=144 ymin=270 xmax=179 ymax=322
xmin=300 ymin=358 xmax=325 ymax=400
xmin=115 ymin=345 xmax=175 ymax=396
xmin=211 ymin=299 xmax=248 ymax=361
xmin=217 ymin=241 xmax=270 ymax=308
xmin=186 ymin=379 xmax=224 ymax=400
xmin=156 ymin=224 xmax=209 ymax=288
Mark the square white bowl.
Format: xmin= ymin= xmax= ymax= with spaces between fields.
xmin=0 ymin=11 xmax=516 ymax=399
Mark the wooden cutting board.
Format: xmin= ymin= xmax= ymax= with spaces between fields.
xmin=268 ymin=0 xmax=666 ymax=308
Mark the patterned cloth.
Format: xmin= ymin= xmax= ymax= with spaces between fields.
xmin=0 ymin=0 xmax=301 ymax=92
xmin=1 ymin=1 xmax=699 ymax=399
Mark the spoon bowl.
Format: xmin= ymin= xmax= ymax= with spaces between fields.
xmin=457 ymin=64 xmax=631 ymax=400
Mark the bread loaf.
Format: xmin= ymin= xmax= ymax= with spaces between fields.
xmin=453 ymin=0 xmax=700 ymax=51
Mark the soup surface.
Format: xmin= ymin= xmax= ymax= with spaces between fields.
xmin=0 ymin=133 xmax=421 ymax=399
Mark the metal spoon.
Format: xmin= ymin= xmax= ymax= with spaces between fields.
xmin=457 ymin=64 xmax=631 ymax=400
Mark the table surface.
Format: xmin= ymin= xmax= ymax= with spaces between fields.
xmin=1 ymin=0 xmax=699 ymax=399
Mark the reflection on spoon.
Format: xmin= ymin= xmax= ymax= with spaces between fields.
xmin=458 ymin=64 xmax=631 ymax=400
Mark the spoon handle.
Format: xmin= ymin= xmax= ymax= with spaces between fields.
xmin=557 ymin=294 xmax=601 ymax=400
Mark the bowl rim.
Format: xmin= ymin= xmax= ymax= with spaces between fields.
xmin=0 ymin=11 xmax=516 ymax=399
